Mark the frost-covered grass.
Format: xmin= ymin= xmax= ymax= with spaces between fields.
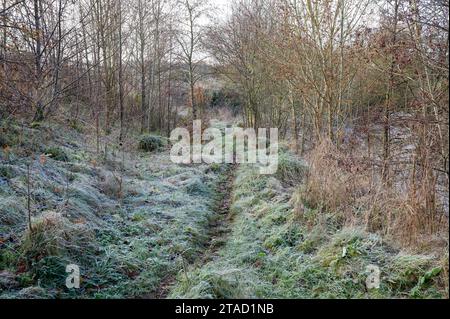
xmin=1 ymin=120 xmax=446 ymax=299
xmin=169 ymin=152 xmax=447 ymax=299
xmin=0 ymin=121 xmax=224 ymax=299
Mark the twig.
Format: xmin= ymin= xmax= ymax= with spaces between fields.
xmin=26 ymin=161 xmax=32 ymax=232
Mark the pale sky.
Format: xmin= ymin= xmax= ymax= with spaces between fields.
xmin=208 ymin=0 xmax=233 ymax=23
xmin=212 ymin=0 xmax=232 ymax=13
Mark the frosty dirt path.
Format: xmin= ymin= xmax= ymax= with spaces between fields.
xmin=148 ymin=163 xmax=238 ymax=299
xmin=203 ymin=164 xmax=238 ymax=263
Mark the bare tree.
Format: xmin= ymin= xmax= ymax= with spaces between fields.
xmin=176 ymin=0 xmax=208 ymax=120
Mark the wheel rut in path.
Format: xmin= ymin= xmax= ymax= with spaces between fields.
xmin=147 ymin=164 xmax=238 ymax=299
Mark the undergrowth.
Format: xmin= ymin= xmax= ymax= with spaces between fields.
xmin=169 ymin=148 xmax=448 ymax=299
xmin=1 ymin=120 xmax=447 ymax=299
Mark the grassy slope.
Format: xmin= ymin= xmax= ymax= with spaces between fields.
xmin=0 ymin=121 xmax=226 ymax=298
xmin=169 ymin=151 xmax=447 ymax=299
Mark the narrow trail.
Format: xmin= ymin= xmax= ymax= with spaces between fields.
xmin=147 ymin=164 xmax=238 ymax=299
xmin=203 ymin=164 xmax=238 ymax=263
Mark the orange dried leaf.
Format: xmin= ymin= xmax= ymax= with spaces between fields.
xmin=39 ymin=154 xmax=47 ymax=165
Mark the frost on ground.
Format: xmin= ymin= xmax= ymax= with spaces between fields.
xmin=0 ymin=122 xmax=225 ymax=298
xmin=0 ymin=122 xmax=447 ymax=299
xmin=169 ymin=150 xmax=447 ymax=299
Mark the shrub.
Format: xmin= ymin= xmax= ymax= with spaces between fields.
xmin=301 ymin=140 xmax=353 ymax=212
xmin=299 ymin=139 xmax=449 ymax=250
xmin=138 ymin=135 xmax=167 ymax=152
xmin=45 ymin=147 xmax=69 ymax=162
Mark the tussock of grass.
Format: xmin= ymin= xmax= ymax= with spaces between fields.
xmin=185 ymin=177 xmax=211 ymax=196
xmin=18 ymin=212 xmax=97 ymax=288
xmin=276 ymin=151 xmax=308 ymax=186
xmin=21 ymin=212 xmax=95 ymax=260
